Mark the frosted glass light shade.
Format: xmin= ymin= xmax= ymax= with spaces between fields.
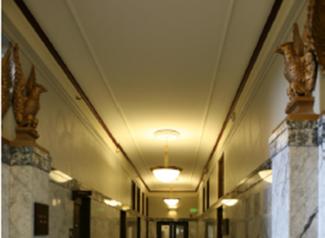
xmin=152 ymin=167 xmax=181 ymax=183
xmin=258 ymin=169 xmax=272 ymax=183
xmin=154 ymin=129 xmax=180 ymax=140
xmin=49 ymin=170 xmax=72 ymax=183
xmin=164 ymin=198 xmax=180 ymax=209
xmin=221 ymin=199 xmax=239 ymax=207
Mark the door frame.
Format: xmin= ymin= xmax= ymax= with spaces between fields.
xmin=157 ymin=221 xmax=188 ymax=238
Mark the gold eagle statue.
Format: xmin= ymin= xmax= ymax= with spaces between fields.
xmin=305 ymin=0 xmax=325 ymax=70
xmin=276 ymin=23 xmax=318 ymax=113
xmin=2 ymin=46 xmax=12 ymax=118
xmin=12 ymin=44 xmax=47 ymax=136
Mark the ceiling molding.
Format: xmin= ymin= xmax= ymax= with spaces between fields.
xmin=63 ymin=0 xmax=152 ymax=179
xmin=189 ymin=0 xmax=236 ymax=185
xmin=13 ymin=0 xmax=151 ymax=192
xmin=194 ymin=0 xmax=284 ymax=192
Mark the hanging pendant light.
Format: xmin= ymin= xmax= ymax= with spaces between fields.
xmin=151 ymin=166 xmax=182 ymax=183
xmin=151 ymin=129 xmax=182 ymax=183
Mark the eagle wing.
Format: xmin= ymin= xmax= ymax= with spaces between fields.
xmin=293 ymin=23 xmax=305 ymax=57
xmin=2 ymin=46 xmax=12 ymax=116
xmin=26 ymin=65 xmax=36 ymax=97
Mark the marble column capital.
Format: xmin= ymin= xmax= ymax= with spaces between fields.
xmin=269 ymin=119 xmax=320 ymax=159
xmin=319 ymin=115 xmax=325 ymax=148
xmin=2 ymin=141 xmax=51 ymax=172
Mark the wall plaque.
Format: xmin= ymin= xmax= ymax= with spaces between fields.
xmin=34 ymin=202 xmax=49 ymax=235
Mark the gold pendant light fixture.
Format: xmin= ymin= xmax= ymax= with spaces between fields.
xmin=151 ymin=129 xmax=182 ymax=183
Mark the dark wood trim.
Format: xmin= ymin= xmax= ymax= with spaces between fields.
xmin=131 ymin=181 xmax=136 ymax=210
xmin=120 ymin=211 xmax=127 ymax=238
xmin=206 ymin=179 xmax=210 ymax=208
xmin=13 ymin=0 xmax=150 ymax=191
xmin=195 ymin=0 xmax=283 ymax=192
xmin=13 ymin=0 xmax=283 ymax=193
xmin=218 ymin=154 xmax=225 ymax=198
xmin=137 ymin=187 xmax=141 ymax=213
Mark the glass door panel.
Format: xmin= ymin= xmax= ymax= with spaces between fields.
xmin=175 ymin=224 xmax=185 ymax=238
xmin=161 ymin=225 xmax=170 ymax=238
xmin=157 ymin=222 xmax=188 ymax=238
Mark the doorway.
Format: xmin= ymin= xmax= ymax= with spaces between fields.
xmin=72 ymin=190 xmax=92 ymax=238
xmin=157 ymin=222 xmax=188 ymax=238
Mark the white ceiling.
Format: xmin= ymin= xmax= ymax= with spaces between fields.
xmin=24 ymin=0 xmax=275 ymax=191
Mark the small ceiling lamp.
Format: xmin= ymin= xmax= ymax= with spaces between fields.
xmin=49 ymin=170 xmax=73 ymax=183
xmin=164 ymin=198 xmax=180 ymax=209
xmin=258 ymin=169 xmax=272 ymax=183
xmin=104 ymin=199 xmax=122 ymax=207
xmin=151 ymin=129 xmax=182 ymax=183
xmin=221 ymin=199 xmax=239 ymax=207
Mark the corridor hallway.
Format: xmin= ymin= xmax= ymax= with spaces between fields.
xmin=1 ymin=0 xmax=325 ymax=237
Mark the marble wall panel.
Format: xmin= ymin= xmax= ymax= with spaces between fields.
xmin=9 ymin=166 xmax=49 ymax=238
xmin=148 ymin=221 xmax=156 ymax=238
xmin=271 ymin=120 xmax=319 ymax=238
xmin=90 ymin=200 xmax=120 ymax=238
xmin=189 ymin=221 xmax=198 ymax=238
xmin=141 ymin=218 xmax=146 ymax=238
xmin=2 ymin=164 xmax=10 ymax=238
xmin=319 ymin=115 xmax=325 ymax=237
xmin=224 ymin=181 xmax=272 ymax=238
xmin=49 ymin=182 xmax=73 ymax=238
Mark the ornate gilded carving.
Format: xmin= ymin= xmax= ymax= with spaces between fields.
xmin=276 ymin=23 xmax=318 ymax=119
xmin=12 ymin=44 xmax=47 ymax=143
xmin=305 ymin=0 xmax=325 ymax=70
xmin=2 ymin=46 xmax=12 ymax=118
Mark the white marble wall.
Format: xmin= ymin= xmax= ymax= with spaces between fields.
xmin=140 ymin=218 xmax=146 ymax=238
xmin=189 ymin=221 xmax=198 ymax=238
xmin=49 ymin=182 xmax=73 ymax=238
xmin=271 ymin=120 xmax=319 ymax=238
xmin=224 ymin=181 xmax=272 ymax=238
xmin=148 ymin=221 xmax=156 ymax=238
xmin=9 ymin=166 xmax=49 ymax=238
xmin=90 ymin=200 xmax=120 ymax=238
xmin=2 ymin=164 xmax=10 ymax=238
xmin=319 ymin=116 xmax=325 ymax=237
xmin=271 ymin=148 xmax=289 ymax=238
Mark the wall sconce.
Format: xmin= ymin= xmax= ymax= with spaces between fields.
xmin=258 ymin=169 xmax=272 ymax=183
xmin=221 ymin=199 xmax=239 ymax=207
xmin=104 ymin=199 xmax=122 ymax=207
xmin=49 ymin=170 xmax=72 ymax=183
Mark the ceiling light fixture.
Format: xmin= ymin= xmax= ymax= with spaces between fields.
xmin=49 ymin=170 xmax=73 ymax=183
xmin=104 ymin=199 xmax=122 ymax=207
xmin=164 ymin=198 xmax=180 ymax=209
xmin=258 ymin=169 xmax=272 ymax=183
xmin=221 ymin=199 xmax=239 ymax=207
xmin=152 ymin=166 xmax=182 ymax=183
xmin=151 ymin=129 xmax=182 ymax=182
xmin=154 ymin=129 xmax=180 ymax=140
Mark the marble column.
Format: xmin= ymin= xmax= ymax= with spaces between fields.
xmin=2 ymin=141 xmax=51 ymax=238
xmin=318 ymin=115 xmax=325 ymax=237
xmin=270 ymin=120 xmax=319 ymax=238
